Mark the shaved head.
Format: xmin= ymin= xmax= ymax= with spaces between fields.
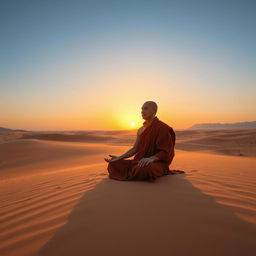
xmin=141 ymin=101 xmax=158 ymax=121
xmin=143 ymin=101 xmax=158 ymax=114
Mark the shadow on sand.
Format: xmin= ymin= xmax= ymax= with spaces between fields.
xmin=39 ymin=173 xmax=256 ymax=256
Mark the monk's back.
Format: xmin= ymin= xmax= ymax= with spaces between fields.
xmin=157 ymin=120 xmax=176 ymax=146
xmin=137 ymin=119 xmax=176 ymax=146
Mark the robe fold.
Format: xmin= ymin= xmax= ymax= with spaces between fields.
xmin=107 ymin=116 xmax=184 ymax=182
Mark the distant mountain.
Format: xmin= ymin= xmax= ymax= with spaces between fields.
xmin=0 ymin=127 xmax=27 ymax=132
xmin=188 ymin=121 xmax=256 ymax=130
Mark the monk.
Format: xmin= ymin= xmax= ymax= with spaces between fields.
xmin=104 ymin=101 xmax=184 ymax=182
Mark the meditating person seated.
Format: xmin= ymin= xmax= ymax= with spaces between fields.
xmin=104 ymin=101 xmax=184 ymax=182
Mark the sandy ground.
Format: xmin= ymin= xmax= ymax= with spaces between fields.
xmin=0 ymin=130 xmax=256 ymax=256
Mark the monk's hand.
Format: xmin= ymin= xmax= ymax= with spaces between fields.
xmin=104 ymin=154 xmax=122 ymax=163
xmin=138 ymin=157 xmax=154 ymax=167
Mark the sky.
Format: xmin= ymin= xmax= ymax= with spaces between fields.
xmin=0 ymin=0 xmax=255 ymax=130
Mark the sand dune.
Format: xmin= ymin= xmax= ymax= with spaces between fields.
xmin=0 ymin=139 xmax=128 ymax=179
xmin=175 ymin=128 xmax=256 ymax=157
xmin=0 ymin=130 xmax=256 ymax=256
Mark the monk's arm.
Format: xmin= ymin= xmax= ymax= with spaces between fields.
xmin=118 ymin=132 xmax=141 ymax=159
xmin=118 ymin=148 xmax=137 ymax=159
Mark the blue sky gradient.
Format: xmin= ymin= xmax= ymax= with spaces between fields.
xmin=1 ymin=0 xmax=255 ymax=130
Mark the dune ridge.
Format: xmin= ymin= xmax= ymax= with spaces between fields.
xmin=1 ymin=128 xmax=255 ymax=157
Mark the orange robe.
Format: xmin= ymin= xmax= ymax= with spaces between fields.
xmin=107 ymin=116 xmax=184 ymax=182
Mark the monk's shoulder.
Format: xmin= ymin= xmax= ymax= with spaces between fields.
xmin=157 ymin=120 xmax=174 ymax=132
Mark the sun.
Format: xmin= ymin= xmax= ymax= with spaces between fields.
xmin=130 ymin=121 xmax=136 ymax=128
xmin=114 ymin=108 xmax=141 ymax=129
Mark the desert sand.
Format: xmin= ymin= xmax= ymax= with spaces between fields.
xmin=0 ymin=129 xmax=256 ymax=256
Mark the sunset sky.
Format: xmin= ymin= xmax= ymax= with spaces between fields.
xmin=1 ymin=0 xmax=255 ymax=130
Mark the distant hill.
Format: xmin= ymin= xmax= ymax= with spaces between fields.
xmin=0 ymin=127 xmax=27 ymax=132
xmin=188 ymin=121 xmax=256 ymax=130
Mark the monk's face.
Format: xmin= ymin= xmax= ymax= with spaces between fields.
xmin=141 ymin=103 xmax=156 ymax=120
